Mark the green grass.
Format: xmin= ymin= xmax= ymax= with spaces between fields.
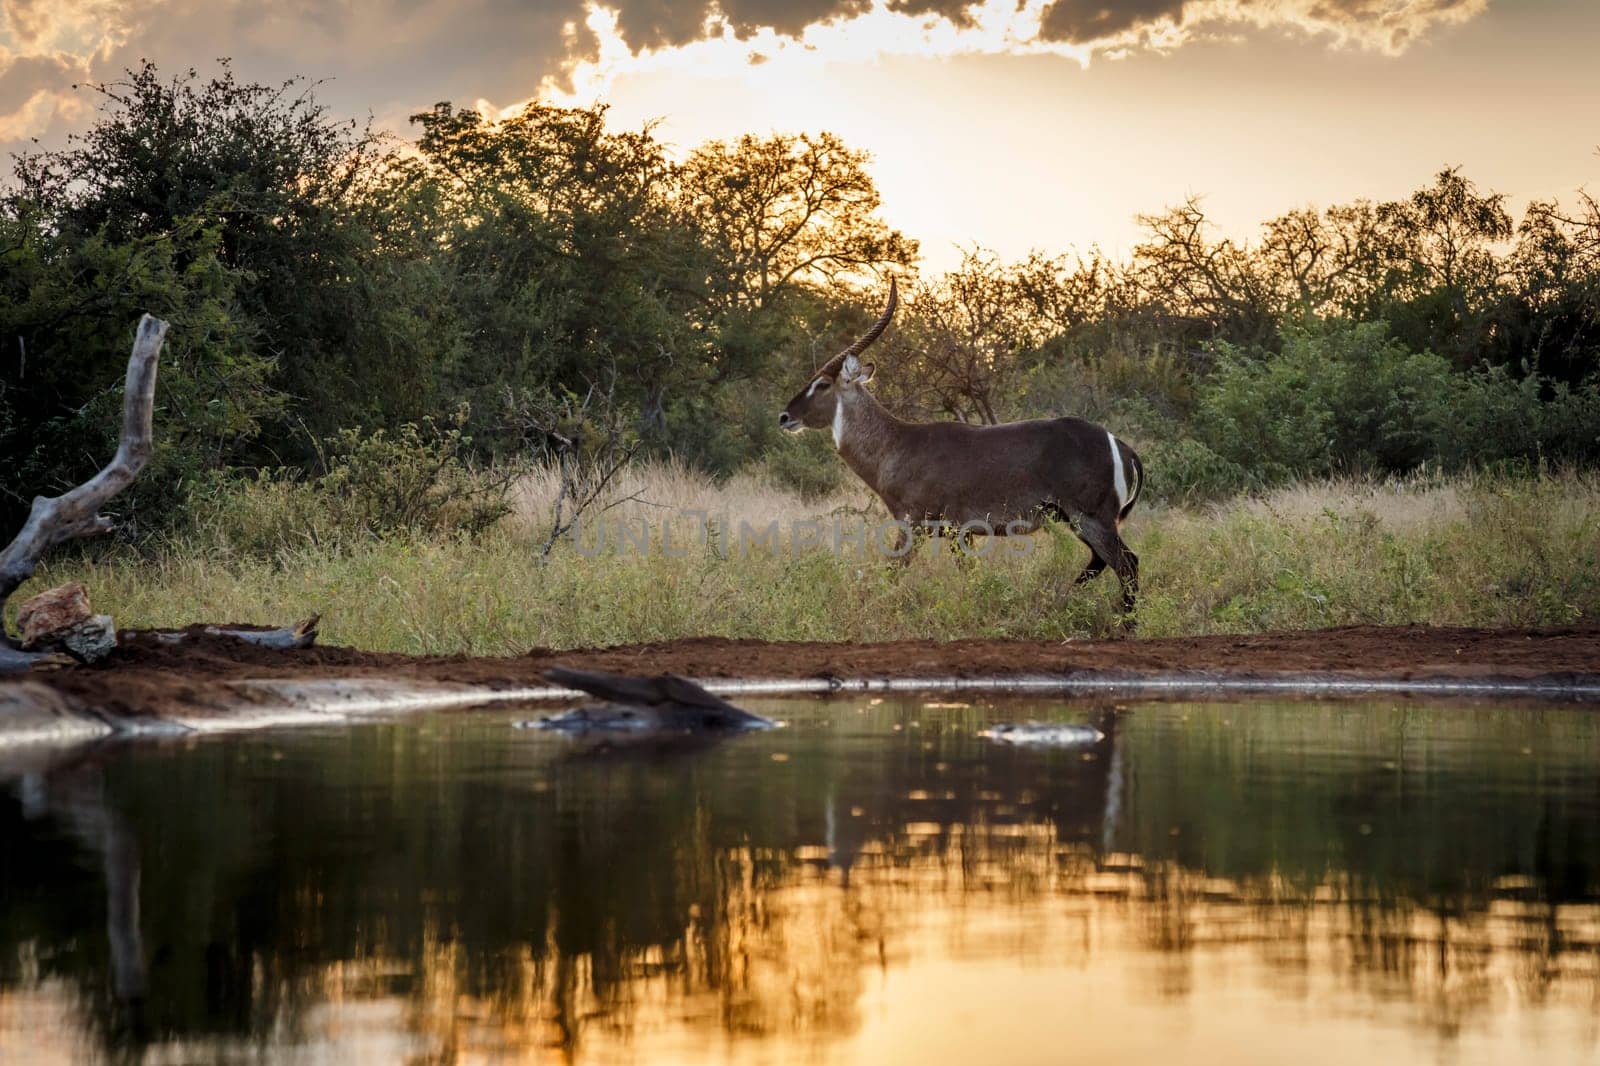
xmin=13 ymin=466 xmax=1599 ymax=655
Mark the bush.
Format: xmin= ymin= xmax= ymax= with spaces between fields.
xmin=1139 ymin=437 xmax=1257 ymax=505
xmin=317 ymin=415 xmax=513 ymax=537
xmin=1538 ymin=379 xmax=1600 ymax=464
xmin=188 ymin=410 xmax=513 ymax=556
xmin=1436 ymin=365 xmax=1600 ymax=468
xmin=753 ymin=432 xmax=846 ymax=502
xmin=1020 ymin=339 xmax=1199 ymax=430
xmin=1197 ymin=321 xmax=1455 ymax=482
xmin=1432 ymin=364 xmax=1542 ymax=468
xmin=0 ymin=216 xmax=278 ymax=537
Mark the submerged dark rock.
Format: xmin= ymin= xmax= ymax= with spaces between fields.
xmin=527 ymin=667 xmax=775 ymax=734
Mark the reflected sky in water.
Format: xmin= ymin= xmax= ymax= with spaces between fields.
xmin=1 ymin=697 xmax=1597 ymax=1064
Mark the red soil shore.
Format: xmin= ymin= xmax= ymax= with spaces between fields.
xmin=10 ymin=622 xmax=1598 ymax=718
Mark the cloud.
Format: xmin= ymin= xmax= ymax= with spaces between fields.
xmin=527 ymin=0 xmax=1487 ymax=115
xmin=0 ymin=53 xmax=79 ymax=113
xmin=0 ymin=0 xmax=1490 ymax=152
xmin=0 ymin=0 xmax=598 ymax=152
xmin=1037 ymin=0 xmax=1184 ymax=44
xmin=611 ymin=0 xmax=875 ymax=49
xmin=577 ymin=0 xmax=1489 ymax=61
xmin=884 ymin=0 xmax=982 ymax=28
xmin=0 ymin=51 xmax=93 ymax=141
xmin=538 ymin=0 xmax=1491 ymax=109
xmin=1033 ymin=0 xmax=1490 ymax=53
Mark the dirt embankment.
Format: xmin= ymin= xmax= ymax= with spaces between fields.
xmin=10 ymin=622 xmax=1599 ymax=719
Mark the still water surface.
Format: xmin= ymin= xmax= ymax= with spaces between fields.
xmin=1 ymin=696 xmax=1598 ymax=1064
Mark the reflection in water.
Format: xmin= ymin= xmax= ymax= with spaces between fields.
xmin=0 ymin=698 xmax=1597 ymax=1063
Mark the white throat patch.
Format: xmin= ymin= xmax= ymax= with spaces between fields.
xmin=832 ymin=398 xmax=845 ymax=448
xmin=1108 ymin=431 xmax=1130 ymax=509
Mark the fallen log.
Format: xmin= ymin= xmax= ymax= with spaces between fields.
xmin=0 ymin=645 xmax=75 ymax=672
xmin=0 ymin=316 xmax=168 ymax=666
xmin=142 ymin=615 xmax=322 ymax=651
xmin=527 ymin=666 xmax=776 ymax=733
xmin=202 ymin=616 xmax=321 ymax=650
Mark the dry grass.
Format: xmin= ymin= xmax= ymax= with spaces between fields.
xmin=17 ymin=464 xmax=1599 ymax=655
xmin=505 ymin=457 xmax=873 ymax=535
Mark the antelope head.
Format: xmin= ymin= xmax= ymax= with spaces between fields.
xmin=778 ymin=279 xmax=897 ymax=435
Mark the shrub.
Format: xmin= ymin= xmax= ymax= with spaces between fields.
xmin=1021 ymin=339 xmax=1199 ymax=429
xmin=1197 ymin=320 xmax=1455 ymax=482
xmin=1138 ymin=437 xmax=1257 ymax=505
xmin=188 ymin=410 xmax=513 ymax=556
xmin=754 ymin=432 xmax=846 ymax=502
xmin=1538 ymin=379 xmax=1600 ymax=464
xmin=1435 ymin=365 xmax=1600 ymax=468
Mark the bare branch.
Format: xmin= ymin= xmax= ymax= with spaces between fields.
xmin=0 ymin=315 xmax=169 ymax=647
xmin=508 ymin=369 xmax=641 ymax=559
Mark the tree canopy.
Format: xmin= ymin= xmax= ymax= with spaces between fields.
xmin=2 ymin=63 xmax=1597 ymax=532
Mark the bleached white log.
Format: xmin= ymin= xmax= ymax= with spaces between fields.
xmin=0 ymin=315 xmax=168 ymax=654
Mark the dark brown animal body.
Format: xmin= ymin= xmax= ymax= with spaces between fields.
xmin=778 ymin=281 xmax=1144 ymax=624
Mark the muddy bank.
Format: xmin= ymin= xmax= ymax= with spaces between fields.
xmin=4 ymin=622 xmax=1597 ymax=723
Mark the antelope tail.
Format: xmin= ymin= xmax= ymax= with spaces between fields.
xmin=1118 ymin=448 xmax=1144 ymax=524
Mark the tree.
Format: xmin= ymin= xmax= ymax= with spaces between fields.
xmin=1129 ymin=197 xmax=1276 ymax=347
xmin=1371 ymin=168 xmax=1513 ymax=366
xmin=406 ymin=102 xmax=716 ymax=453
xmin=672 ymin=130 xmax=917 ymax=466
xmin=0 ymin=206 xmax=272 ymax=533
xmin=677 ymin=132 xmax=917 ymax=313
xmin=5 ymin=61 xmax=429 ymax=452
xmin=1503 ymin=192 xmax=1600 ymax=383
xmin=877 ymin=249 xmax=1055 ymax=425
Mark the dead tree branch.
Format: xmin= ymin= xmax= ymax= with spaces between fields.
xmin=508 ymin=372 xmax=641 ymax=559
xmin=1 ymin=315 xmax=169 ymax=649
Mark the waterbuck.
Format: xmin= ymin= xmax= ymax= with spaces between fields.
xmin=777 ymin=280 xmax=1145 ymax=626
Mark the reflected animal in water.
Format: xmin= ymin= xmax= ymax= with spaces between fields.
xmin=526 ymin=666 xmax=776 ymax=734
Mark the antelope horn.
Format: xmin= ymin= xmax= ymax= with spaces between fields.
xmin=842 ymin=277 xmax=898 ymax=358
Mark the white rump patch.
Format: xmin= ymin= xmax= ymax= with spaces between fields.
xmin=1108 ymin=431 xmax=1130 ymax=509
xmin=832 ymin=399 xmax=845 ymax=447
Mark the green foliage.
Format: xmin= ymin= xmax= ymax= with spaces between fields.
xmin=1434 ymin=365 xmax=1600 ymax=468
xmin=1138 ymin=438 xmax=1256 ymax=504
xmin=755 ymin=432 xmax=846 ymax=502
xmin=187 ymin=410 xmax=512 ymax=557
xmin=0 ymin=211 xmax=275 ymax=533
xmin=1190 ymin=320 xmax=1600 ymax=486
xmin=1196 ymin=321 xmax=1456 ymax=482
xmin=404 ymin=103 xmax=709 ymax=453
xmin=4 ymin=59 xmax=1599 ymax=557
xmin=7 ymin=61 xmax=406 ymax=449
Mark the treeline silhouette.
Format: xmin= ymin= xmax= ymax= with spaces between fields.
xmin=2 ymin=62 xmax=1597 ymax=531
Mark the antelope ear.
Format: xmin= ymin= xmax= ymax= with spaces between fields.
xmin=857 ymin=362 xmax=875 ymax=385
xmin=841 ymin=354 xmax=862 ymax=382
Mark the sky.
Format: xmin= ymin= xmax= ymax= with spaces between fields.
xmin=2 ymin=0 xmax=1597 ymax=270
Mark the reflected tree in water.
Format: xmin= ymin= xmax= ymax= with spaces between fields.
xmin=0 ymin=700 xmax=1596 ymax=1061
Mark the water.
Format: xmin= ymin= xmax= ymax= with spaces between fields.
xmin=1 ymin=696 xmax=1597 ymax=1064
